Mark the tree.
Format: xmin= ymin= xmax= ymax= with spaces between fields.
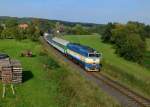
xmin=26 ymin=25 xmax=41 ymax=41
xmin=102 ymin=23 xmax=115 ymax=42
xmin=31 ymin=29 xmax=41 ymax=41
xmin=111 ymin=25 xmax=146 ymax=63
xmin=127 ymin=21 xmax=147 ymax=41
xmin=1 ymin=27 xmax=18 ymax=39
xmin=32 ymin=19 xmax=41 ymax=27
xmin=73 ymin=24 xmax=90 ymax=35
xmin=16 ymin=29 xmax=27 ymax=40
xmin=0 ymin=26 xmax=3 ymax=37
xmin=63 ymin=26 xmax=73 ymax=34
xmin=40 ymin=21 xmax=55 ymax=32
xmin=90 ymin=25 xmax=106 ymax=35
xmin=144 ymin=25 xmax=150 ymax=38
xmin=5 ymin=19 xmax=18 ymax=28
xmin=73 ymin=24 xmax=82 ymax=35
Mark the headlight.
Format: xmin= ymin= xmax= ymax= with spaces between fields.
xmin=85 ymin=58 xmax=100 ymax=64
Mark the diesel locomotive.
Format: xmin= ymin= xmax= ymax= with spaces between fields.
xmin=44 ymin=34 xmax=102 ymax=71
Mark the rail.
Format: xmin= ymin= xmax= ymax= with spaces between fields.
xmin=90 ymin=72 xmax=150 ymax=107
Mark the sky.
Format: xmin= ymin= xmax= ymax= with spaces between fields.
xmin=0 ymin=0 xmax=150 ymax=24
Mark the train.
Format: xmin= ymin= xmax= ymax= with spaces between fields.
xmin=44 ymin=33 xmax=102 ymax=71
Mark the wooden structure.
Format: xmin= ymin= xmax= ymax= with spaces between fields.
xmin=0 ymin=59 xmax=22 ymax=84
xmin=0 ymin=53 xmax=22 ymax=97
xmin=10 ymin=60 xmax=22 ymax=84
xmin=2 ymin=66 xmax=12 ymax=84
xmin=0 ymin=58 xmax=11 ymax=79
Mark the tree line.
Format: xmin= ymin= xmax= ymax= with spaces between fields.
xmin=0 ymin=18 xmax=94 ymax=41
xmin=101 ymin=21 xmax=150 ymax=63
xmin=0 ymin=19 xmax=43 ymax=41
xmin=0 ymin=17 xmax=150 ymax=64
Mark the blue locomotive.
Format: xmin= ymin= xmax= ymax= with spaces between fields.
xmin=44 ymin=34 xmax=101 ymax=71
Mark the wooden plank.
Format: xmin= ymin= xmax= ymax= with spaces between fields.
xmin=2 ymin=67 xmax=12 ymax=84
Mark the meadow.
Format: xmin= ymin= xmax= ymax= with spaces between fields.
xmin=146 ymin=39 xmax=150 ymax=51
xmin=64 ymin=35 xmax=150 ymax=99
xmin=144 ymin=39 xmax=150 ymax=69
xmin=0 ymin=39 xmax=120 ymax=107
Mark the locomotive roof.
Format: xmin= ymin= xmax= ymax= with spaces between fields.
xmin=67 ymin=43 xmax=98 ymax=55
xmin=52 ymin=37 xmax=69 ymax=46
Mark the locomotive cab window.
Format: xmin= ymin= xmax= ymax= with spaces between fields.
xmin=88 ymin=53 xmax=100 ymax=57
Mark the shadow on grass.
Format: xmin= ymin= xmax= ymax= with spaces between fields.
xmin=22 ymin=71 xmax=34 ymax=83
xmin=31 ymin=54 xmax=36 ymax=57
xmin=20 ymin=54 xmax=36 ymax=58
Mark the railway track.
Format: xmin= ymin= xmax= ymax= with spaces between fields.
xmin=41 ymin=37 xmax=150 ymax=107
xmin=90 ymin=72 xmax=150 ymax=107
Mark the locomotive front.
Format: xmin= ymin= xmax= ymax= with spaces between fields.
xmin=84 ymin=52 xmax=101 ymax=71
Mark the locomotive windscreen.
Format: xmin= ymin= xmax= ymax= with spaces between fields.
xmin=88 ymin=53 xmax=100 ymax=57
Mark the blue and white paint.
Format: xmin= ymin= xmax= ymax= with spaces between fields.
xmin=44 ymin=33 xmax=101 ymax=71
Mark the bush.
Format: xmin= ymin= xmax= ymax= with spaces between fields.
xmin=115 ymin=34 xmax=146 ymax=63
xmin=101 ymin=23 xmax=115 ymax=42
xmin=102 ymin=22 xmax=146 ymax=63
xmin=1 ymin=27 xmax=18 ymax=39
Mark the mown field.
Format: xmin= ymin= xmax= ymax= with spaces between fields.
xmin=0 ymin=39 xmax=120 ymax=107
xmin=63 ymin=35 xmax=150 ymax=99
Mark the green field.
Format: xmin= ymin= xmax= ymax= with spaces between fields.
xmin=146 ymin=39 xmax=150 ymax=51
xmin=0 ymin=39 xmax=120 ymax=107
xmin=144 ymin=39 xmax=150 ymax=69
xmin=63 ymin=35 xmax=150 ymax=98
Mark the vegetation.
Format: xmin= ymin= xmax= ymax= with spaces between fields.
xmin=0 ymin=18 xmax=42 ymax=41
xmin=146 ymin=39 xmax=150 ymax=51
xmin=0 ymin=16 xmax=99 ymax=28
xmin=0 ymin=16 xmax=97 ymax=40
xmin=101 ymin=22 xmax=150 ymax=63
xmin=0 ymin=39 xmax=120 ymax=107
xmin=64 ymin=35 xmax=150 ymax=99
xmin=0 ymin=16 xmax=150 ymax=104
xmin=143 ymin=39 xmax=150 ymax=69
xmin=67 ymin=24 xmax=92 ymax=35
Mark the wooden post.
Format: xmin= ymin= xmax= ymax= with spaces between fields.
xmin=2 ymin=84 xmax=6 ymax=98
xmin=1 ymin=59 xmax=22 ymax=98
xmin=2 ymin=84 xmax=15 ymax=98
xmin=11 ymin=84 xmax=15 ymax=95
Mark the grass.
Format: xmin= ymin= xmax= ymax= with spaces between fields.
xmin=143 ymin=39 xmax=150 ymax=69
xmin=63 ymin=35 xmax=150 ymax=99
xmin=143 ymin=51 xmax=150 ymax=69
xmin=146 ymin=38 xmax=150 ymax=51
xmin=0 ymin=39 xmax=120 ymax=107
xmin=0 ymin=39 xmax=55 ymax=107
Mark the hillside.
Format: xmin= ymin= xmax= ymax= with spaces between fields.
xmin=63 ymin=35 xmax=150 ymax=99
xmin=0 ymin=39 xmax=120 ymax=107
xmin=0 ymin=16 xmax=101 ymax=27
